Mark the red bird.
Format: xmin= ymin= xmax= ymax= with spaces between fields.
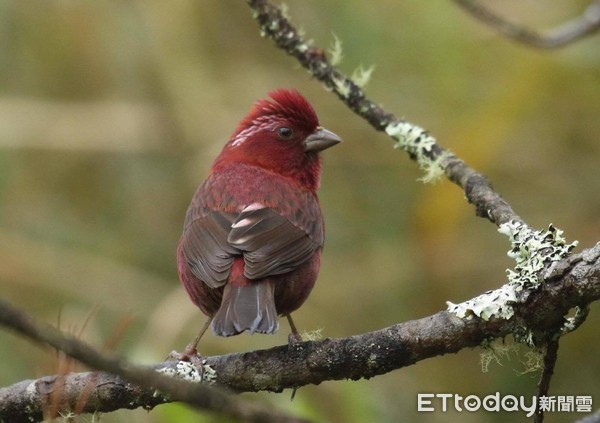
xmin=177 ymin=89 xmax=340 ymax=350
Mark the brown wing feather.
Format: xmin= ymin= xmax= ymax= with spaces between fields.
xmin=181 ymin=211 xmax=238 ymax=288
xmin=181 ymin=165 xmax=324 ymax=288
xmin=228 ymin=206 xmax=320 ymax=279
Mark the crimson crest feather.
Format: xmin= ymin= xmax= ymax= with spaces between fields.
xmin=177 ymin=89 xmax=341 ymax=340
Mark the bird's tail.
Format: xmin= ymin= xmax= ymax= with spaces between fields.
xmin=212 ymin=280 xmax=279 ymax=336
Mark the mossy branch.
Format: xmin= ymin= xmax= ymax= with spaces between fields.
xmin=1 ymin=242 xmax=600 ymax=421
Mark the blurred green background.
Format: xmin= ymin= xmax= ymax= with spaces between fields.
xmin=1 ymin=1 xmax=599 ymax=422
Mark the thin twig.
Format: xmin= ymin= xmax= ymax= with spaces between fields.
xmin=246 ymin=0 xmax=522 ymax=227
xmin=534 ymin=337 xmax=560 ymax=423
xmin=452 ymin=0 xmax=600 ymax=48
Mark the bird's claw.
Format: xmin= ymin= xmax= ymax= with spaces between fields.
xmin=167 ymin=344 xmax=205 ymax=369
xmin=288 ymin=331 xmax=303 ymax=346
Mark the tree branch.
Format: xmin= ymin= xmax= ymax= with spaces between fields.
xmin=534 ymin=337 xmax=560 ymax=423
xmin=452 ymin=0 xmax=600 ymax=49
xmin=0 ymin=298 xmax=309 ymax=423
xmin=247 ymin=0 xmax=521 ymax=228
xmin=2 ymin=242 xmax=600 ymax=420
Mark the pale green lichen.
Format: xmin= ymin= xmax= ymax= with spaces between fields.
xmin=385 ymin=121 xmax=448 ymax=183
xmin=561 ymin=305 xmax=589 ymax=334
xmin=332 ymin=74 xmax=351 ymax=98
xmin=300 ymin=328 xmax=324 ymax=341
xmin=448 ymin=222 xmax=577 ymax=324
xmin=55 ymin=411 xmax=103 ymax=422
xmin=479 ymin=341 xmax=516 ymax=372
xmin=351 ymin=64 xmax=375 ymax=88
xmin=480 ymin=339 xmax=543 ymax=374
xmin=157 ymin=360 xmax=216 ymax=384
xmin=513 ymin=327 xmax=536 ymax=347
xmin=448 ymin=221 xmax=578 ymax=349
xmin=359 ymin=103 xmax=371 ymax=113
xmin=57 ymin=411 xmax=76 ymax=421
xmin=418 ymin=150 xmax=453 ymax=183
xmin=268 ymin=19 xmax=281 ymax=32
xmin=328 ymin=33 xmax=344 ymax=66
xmin=516 ymin=350 xmax=544 ymax=375
xmin=447 ymin=285 xmax=517 ymax=320
xmin=499 ymin=221 xmax=578 ymax=289
xmin=480 ymin=349 xmax=499 ymax=373
xmin=297 ymin=42 xmax=310 ymax=53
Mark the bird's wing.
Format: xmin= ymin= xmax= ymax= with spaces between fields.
xmin=181 ymin=169 xmax=324 ymax=285
xmin=228 ymin=203 xmax=322 ymax=280
xmin=180 ymin=211 xmax=239 ymax=288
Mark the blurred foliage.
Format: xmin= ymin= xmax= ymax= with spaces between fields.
xmin=1 ymin=1 xmax=599 ymax=422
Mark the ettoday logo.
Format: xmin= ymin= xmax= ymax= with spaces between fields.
xmin=417 ymin=393 xmax=592 ymax=417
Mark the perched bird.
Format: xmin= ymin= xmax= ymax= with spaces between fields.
xmin=176 ymin=89 xmax=340 ymax=353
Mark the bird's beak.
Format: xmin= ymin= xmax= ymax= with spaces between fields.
xmin=304 ymin=127 xmax=342 ymax=152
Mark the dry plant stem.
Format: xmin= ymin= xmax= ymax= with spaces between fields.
xmin=453 ymin=0 xmax=600 ymax=48
xmin=246 ymin=0 xmax=522 ymax=228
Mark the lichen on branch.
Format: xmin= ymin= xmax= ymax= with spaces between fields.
xmin=447 ymin=221 xmax=579 ymax=345
xmin=385 ymin=121 xmax=454 ymax=183
xmin=499 ymin=221 xmax=578 ymax=289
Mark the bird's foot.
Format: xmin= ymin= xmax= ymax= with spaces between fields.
xmin=288 ymin=331 xmax=303 ymax=346
xmin=167 ymin=343 xmax=205 ymax=369
xmin=167 ymin=317 xmax=212 ymax=367
xmin=286 ymin=314 xmax=303 ymax=346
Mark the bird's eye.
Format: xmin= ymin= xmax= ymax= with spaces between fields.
xmin=278 ymin=127 xmax=293 ymax=140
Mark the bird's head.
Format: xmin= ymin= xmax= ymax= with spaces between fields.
xmin=214 ymin=89 xmax=341 ymax=191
